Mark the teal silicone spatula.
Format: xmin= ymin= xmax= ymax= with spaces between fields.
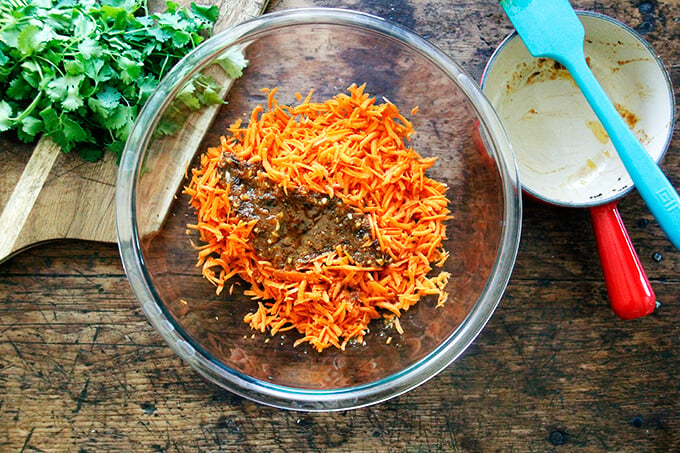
xmin=500 ymin=0 xmax=680 ymax=249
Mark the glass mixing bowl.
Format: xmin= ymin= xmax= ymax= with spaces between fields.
xmin=116 ymin=8 xmax=521 ymax=411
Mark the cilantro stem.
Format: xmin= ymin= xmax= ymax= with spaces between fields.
xmin=8 ymin=90 xmax=42 ymax=124
xmin=158 ymin=54 xmax=173 ymax=79
xmin=31 ymin=55 xmax=64 ymax=78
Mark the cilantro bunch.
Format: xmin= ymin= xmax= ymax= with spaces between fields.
xmin=0 ymin=0 xmax=221 ymax=161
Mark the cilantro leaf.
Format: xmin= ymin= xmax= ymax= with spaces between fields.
xmin=39 ymin=106 xmax=61 ymax=134
xmin=155 ymin=73 xmax=226 ymax=139
xmin=107 ymin=104 xmax=135 ymax=131
xmin=176 ymin=82 xmax=200 ymax=110
xmin=155 ymin=118 xmax=182 ymax=136
xmin=0 ymin=48 xmax=10 ymax=66
xmin=83 ymin=59 xmax=115 ymax=84
xmin=101 ymin=0 xmax=141 ymax=11
xmin=62 ymin=89 xmax=84 ymax=111
xmin=7 ymin=78 xmax=33 ymax=100
xmin=46 ymin=74 xmax=84 ymax=102
xmin=116 ymin=56 xmax=142 ymax=84
xmin=78 ymin=38 xmax=103 ymax=59
xmin=17 ymin=24 xmax=54 ymax=56
xmin=191 ymin=4 xmax=220 ymax=23
xmin=0 ymin=27 xmax=22 ymax=49
xmin=20 ymin=60 xmax=43 ymax=89
xmin=215 ymin=47 xmax=248 ymax=78
xmin=147 ymin=27 xmax=172 ymax=43
xmin=88 ymin=86 xmax=121 ymax=119
xmin=0 ymin=101 xmax=13 ymax=132
xmin=155 ymin=12 xmax=186 ymax=30
xmin=62 ymin=115 xmax=89 ymax=143
xmin=97 ymin=86 xmax=122 ymax=109
xmin=199 ymin=85 xmax=222 ymax=106
xmin=64 ymin=58 xmax=85 ymax=76
xmin=172 ymin=30 xmax=192 ymax=48
xmin=136 ymin=76 xmax=158 ymax=103
xmin=18 ymin=115 xmax=44 ymax=140
xmin=72 ymin=15 xmax=97 ymax=39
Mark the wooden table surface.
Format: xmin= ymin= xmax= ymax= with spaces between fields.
xmin=2 ymin=0 xmax=679 ymax=451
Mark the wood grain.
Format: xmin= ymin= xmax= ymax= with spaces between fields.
xmin=0 ymin=0 xmax=269 ymax=264
xmin=1 ymin=0 xmax=679 ymax=452
xmin=0 ymin=137 xmax=60 ymax=259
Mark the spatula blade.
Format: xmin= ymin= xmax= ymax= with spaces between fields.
xmin=499 ymin=0 xmax=585 ymax=60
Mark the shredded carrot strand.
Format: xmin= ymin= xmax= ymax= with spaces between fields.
xmin=184 ymin=84 xmax=451 ymax=352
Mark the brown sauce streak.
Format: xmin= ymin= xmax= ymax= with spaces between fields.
xmin=615 ymin=103 xmax=639 ymax=129
xmin=218 ymin=153 xmax=388 ymax=270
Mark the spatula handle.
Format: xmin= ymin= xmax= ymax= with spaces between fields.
xmin=565 ymin=54 xmax=680 ymax=250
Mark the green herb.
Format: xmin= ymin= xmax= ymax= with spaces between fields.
xmin=156 ymin=46 xmax=247 ymax=136
xmin=0 ymin=0 xmax=234 ymax=161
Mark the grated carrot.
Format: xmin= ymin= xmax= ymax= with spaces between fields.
xmin=184 ymin=84 xmax=452 ymax=352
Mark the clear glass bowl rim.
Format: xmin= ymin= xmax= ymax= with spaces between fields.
xmin=116 ymin=7 xmax=522 ymax=411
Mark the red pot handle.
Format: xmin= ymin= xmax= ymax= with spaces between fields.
xmin=590 ymin=202 xmax=656 ymax=320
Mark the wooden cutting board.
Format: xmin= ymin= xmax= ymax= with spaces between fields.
xmin=0 ymin=0 xmax=269 ymax=264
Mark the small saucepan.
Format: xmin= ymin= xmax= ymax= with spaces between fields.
xmin=481 ymin=11 xmax=675 ymax=319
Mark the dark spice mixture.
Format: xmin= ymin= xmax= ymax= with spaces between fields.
xmin=218 ymin=153 xmax=388 ymax=269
